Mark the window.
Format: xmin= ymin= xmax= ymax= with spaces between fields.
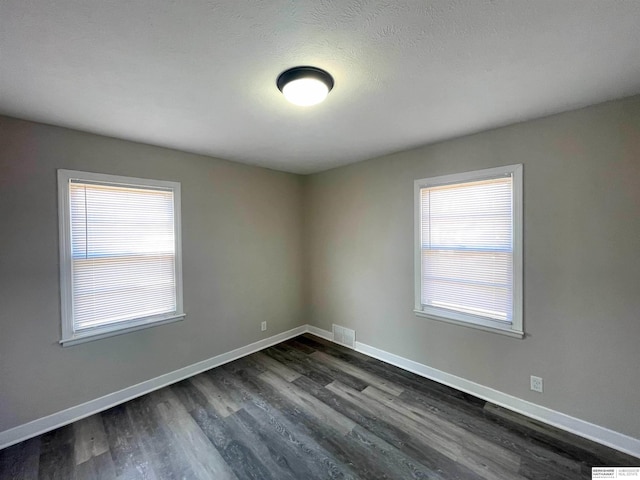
xmin=414 ymin=164 xmax=523 ymax=338
xmin=58 ymin=170 xmax=184 ymax=346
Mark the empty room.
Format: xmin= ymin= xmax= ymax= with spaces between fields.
xmin=1 ymin=1 xmax=639 ymax=479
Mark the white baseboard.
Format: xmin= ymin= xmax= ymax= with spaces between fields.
xmin=307 ymin=324 xmax=333 ymax=341
xmin=0 ymin=325 xmax=307 ymax=450
xmin=307 ymin=327 xmax=640 ymax=458
xmin=2 ymin=324 xmax=639 ymax=459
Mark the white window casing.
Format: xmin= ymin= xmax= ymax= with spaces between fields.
xmin=58 ymin=170 xmax=184 ymax=346
xmin=414 ymin=164 xmax=523 ymax=338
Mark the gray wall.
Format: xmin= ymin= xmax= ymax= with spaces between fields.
xmin=0 ymin=116 xmax=305 ymax=432
xmin=305 ymin=96 xmax=640 ymax=438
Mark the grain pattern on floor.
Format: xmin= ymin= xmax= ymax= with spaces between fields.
xmin=1 ymin=333 xmax=638 ymax=480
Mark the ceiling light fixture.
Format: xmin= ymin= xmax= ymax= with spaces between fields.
xmin=277 ymin=66 xmax=334 ymax=107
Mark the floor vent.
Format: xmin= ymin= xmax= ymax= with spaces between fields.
xmin=332 ymin=324 xmax=356 ymax=349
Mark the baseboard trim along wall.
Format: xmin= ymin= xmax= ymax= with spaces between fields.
xmin=340 ymin=332 xmax=640 ymax=459
xmin=0 ymin=325 xmax=307 ymax=450
xmin=2 ymin=324 xmax=639 ymax=458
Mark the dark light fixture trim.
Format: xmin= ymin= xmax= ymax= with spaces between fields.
xmin=276 ymin=66 xmax=335 ymax=93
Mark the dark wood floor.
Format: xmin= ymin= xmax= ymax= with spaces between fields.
xmin=1 ymin=334 xmax=638 ymax=480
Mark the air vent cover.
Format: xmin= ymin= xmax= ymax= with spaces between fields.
xmin=332 ymin=324 xmax=356 ymax=349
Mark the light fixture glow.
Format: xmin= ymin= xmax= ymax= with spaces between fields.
xmin=282 ymin=78 xmax=329 ymax=106
xmin=277 ymin=66 xmax=334 ymax=107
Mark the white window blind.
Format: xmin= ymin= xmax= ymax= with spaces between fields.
xmin=59 ymin=170 xmax=183 ymax=346
xmin=414 ymin=165 xmax=523 ymax=337
xmin=420 ymin=177 xmax=513 ymax=322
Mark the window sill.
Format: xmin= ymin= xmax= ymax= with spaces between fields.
xmin=60 ymin=313 xmax=185 ymax=347
xmin=413 ymin=310 xmax=524 ymax=339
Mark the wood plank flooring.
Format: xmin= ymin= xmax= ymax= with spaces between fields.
xmin=1 ymin=334 xmax=638 ymax=479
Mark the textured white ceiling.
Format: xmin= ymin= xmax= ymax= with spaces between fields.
xmin=1 ymin=1 xmax=640 ymax=174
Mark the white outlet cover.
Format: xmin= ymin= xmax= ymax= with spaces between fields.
xmin=530 ymin=375 xmax=543 ymax=393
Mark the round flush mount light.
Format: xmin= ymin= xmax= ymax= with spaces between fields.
xmin=277 ymin=66 xmax=334 ymax=106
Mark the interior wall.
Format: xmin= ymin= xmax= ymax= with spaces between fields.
xmin=0 ymin=116 xmax=305 ymax=432
xmin=305 ymin=96 xmax=640 ymax=439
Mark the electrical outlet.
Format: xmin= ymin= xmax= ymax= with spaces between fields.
xmin=530 ymin=375 xmax=543 ymax=393
xmin=261 ymin=321 xmax=267 ymax=331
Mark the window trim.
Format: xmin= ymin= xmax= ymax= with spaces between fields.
xmin=58 ymin=169 xmax=184 ymax=347
xmin=413 ymin=164 xmax=523 ymax=338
